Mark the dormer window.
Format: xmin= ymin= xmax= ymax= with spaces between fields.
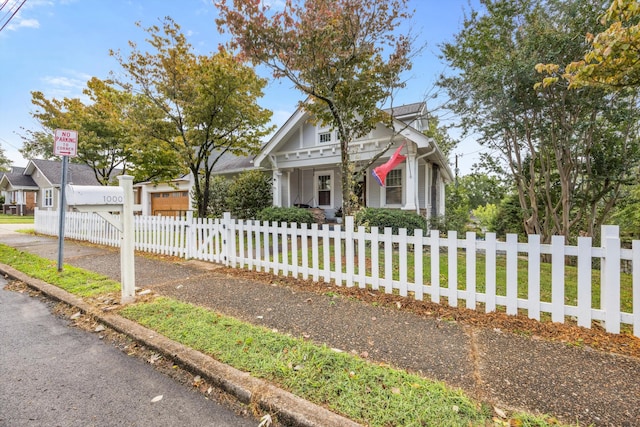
xmin=317 ymin=124 xmax=338 ymax=144
xmin=319 ymin=131 xmax=332 ymax=143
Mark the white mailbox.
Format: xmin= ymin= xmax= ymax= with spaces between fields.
xmin=63 ymin=177 xmax=137 ymax=304
xmin=66 ymin=185 xmax=124 ymax=207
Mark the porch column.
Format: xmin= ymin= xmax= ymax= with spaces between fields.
xmin=403 ymin=142 xmax=417 ymax=211
xmin=140 ymin=185 xmax=150 ymax=216
xmin=272 ymin=169 xmax=282 ymax=207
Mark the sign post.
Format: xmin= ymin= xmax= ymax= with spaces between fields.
xmin=54 ymin=129 xmax=78 ymax=272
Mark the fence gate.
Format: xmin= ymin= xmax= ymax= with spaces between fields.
xmin=190 ymin=216 xmax=224 ymax=263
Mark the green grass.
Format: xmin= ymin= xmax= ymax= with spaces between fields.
xmin=120 ymin=297 xmax=562 ymax=427
xmin=0 ymin=244 xmax=119 ymax=296
xmin=0 ymin=244 xmax=570 ymax=426
xmin=0 ymin=213 xmax=34 ymax=224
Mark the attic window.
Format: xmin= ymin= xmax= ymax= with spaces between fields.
xmin=319 ymin=131 xmax=332 ymax=143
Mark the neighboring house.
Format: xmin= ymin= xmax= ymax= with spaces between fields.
xmin=0 ymin=159 xmax=118 ymax=214
xmin=135 ymin=175 xmax=193 ymax=217
xmin=250 ymin=101 xmax=452 ymax=220
xmin=0 ymin=166 xmax=37 ymax=215
xmin=134 ymin=151 xmax=252 ymax=216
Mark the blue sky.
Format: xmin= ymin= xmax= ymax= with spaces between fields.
xmin=0 ymin=0 xmax=483 ymax=174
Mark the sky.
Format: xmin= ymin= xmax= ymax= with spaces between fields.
xmin=0 ymin=0 xmax=484 ymax=175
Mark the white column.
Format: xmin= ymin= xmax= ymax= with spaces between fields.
xmin=403 ymin=142 xmax=417 ymax=211
xmin=140 ymin=184 xmax=150 ymax=216
xmin=272 ymin=169 xmax=282 ymax=207
xmin=438 ymin=174 xmax=446 ymax=216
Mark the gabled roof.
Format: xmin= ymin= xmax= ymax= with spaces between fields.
xmin=254 ymin=107 xmax=308 ymax=168
xmin=0 ymin=169 xmax=37 ymax=191
xmin=0 ymin=171 xmax=37 ymax=188
xmin=383 ymin=102 xmax=426 ymax=120
xmin=210 ymin=150 xmax=256 ymax=174
xmin=24 ymin=159 xmax=113 ymax=186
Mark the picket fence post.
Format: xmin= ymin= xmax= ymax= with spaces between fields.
xmin=222 ymin=212 xmax=232 ymax=267
xmin=184 ymin=211 xmax=194 ymax=260
xmin=601 ymin=225 xmax=621 ymax=334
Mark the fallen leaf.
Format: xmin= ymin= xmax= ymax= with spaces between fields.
xmin=494 ymin=406 xmax=507 ymax=418
xmin=391 ymin=387 xmax=401 ymax=394
xmin=94 ymin=325 xmax=106 ymax=333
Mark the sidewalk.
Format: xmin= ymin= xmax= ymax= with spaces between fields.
xmin=1 ymin=227 xmax=639 ymax=426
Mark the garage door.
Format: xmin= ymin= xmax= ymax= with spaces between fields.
xmin=151 ymin=191 xmax=189 ymax=216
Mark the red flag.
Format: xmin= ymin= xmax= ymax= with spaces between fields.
xmin=372 ymin=144 xmax=406 ymax=187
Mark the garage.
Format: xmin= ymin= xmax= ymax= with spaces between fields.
xmin=150 ymin=191 xmax=190 ymax=216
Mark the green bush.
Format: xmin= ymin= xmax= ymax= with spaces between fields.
xmin=354 ymin=208 xmax=427 ymax=235
xmin=224 ymin=170 xmax=272 ymax=219
xmin=256 ymin=207 xmax=315 ymax=226
xmin=206 ymin=175 xmax=231 ymax=218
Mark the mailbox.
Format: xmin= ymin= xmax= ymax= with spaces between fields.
xmin=66 ymin=185 xmax=124 ymax=206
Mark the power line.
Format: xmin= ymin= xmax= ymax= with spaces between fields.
xmin=0 ymin=0 xmax=27 ymax=33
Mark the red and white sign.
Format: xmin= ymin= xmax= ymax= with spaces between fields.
xmin=54 ymin=129 xmax=78 ymax=157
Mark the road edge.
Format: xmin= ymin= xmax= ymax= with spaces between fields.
xmin=0 ymin=263 xmax=362 ymax=427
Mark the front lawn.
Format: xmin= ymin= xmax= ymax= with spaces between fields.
xmin=0 ymin=213 xmax=34 ymax=224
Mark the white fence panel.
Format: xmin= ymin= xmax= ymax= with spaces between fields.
xmin=33 ymin=210 xmax=640 ymax=337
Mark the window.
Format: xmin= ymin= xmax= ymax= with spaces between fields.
xmin=319 ymin=132 xmax=332 ymax=143
xmin=385 ymin=169 xmax=402 ymax=205
xmin=315 ymin=171 xmax=333 ymax=207
xmin=43 ymin=188 xmax=53 ymax=207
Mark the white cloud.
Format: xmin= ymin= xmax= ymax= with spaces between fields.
xmin=40 ymin=71 xmax=90 ymax=101
xmin=7 ymin=17 xmax=40 ymax=30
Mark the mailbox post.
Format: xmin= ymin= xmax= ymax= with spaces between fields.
xmin=66 ymin=176 xmax=136 ymax=304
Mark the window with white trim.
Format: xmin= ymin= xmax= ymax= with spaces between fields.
xmin=319 ymin=131 xmax=332 ymax=143
xmin=43 ymin=188 xmax=53 ymax=207
xmin=317 ymin=124 xmax=338 ymax=144
xmin=385 ymin=169 xmax=402 ymax=205
xmin=314 ymin=171 xmax=333 ymax=207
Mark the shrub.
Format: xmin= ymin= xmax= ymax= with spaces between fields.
xmin=206 ymin=175 xmax=231 ymax=218
xmin=225 ymin=170 xmax=272 ymax=219
xmin=354 ymin=208 xmax=427 ymax=235
xmin=256 ymin=207 xmax=315 ymax=226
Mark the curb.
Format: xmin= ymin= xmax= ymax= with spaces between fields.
xmin=1 ymin=264 xmax=362 ymax=427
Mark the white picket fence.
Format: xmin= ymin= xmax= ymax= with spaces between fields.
xmin=34 ymin=209 xmax=640 ymax=337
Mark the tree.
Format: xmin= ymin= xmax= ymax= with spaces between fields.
xmin=563 ymin=0 xmax=640 ymax=89
xmin=440 ymin=0 xmax=640 ymax=242
xmin=216 ymin=0 xmax=413 ymax=215
xmin=23 ymin=78 xmax=183 ymax=184
xmin=111 ymin=18 xmax=273 ymax=217
xmin=457 ymin=173 xmax=506 ymax=210
xmin=0 ymin=145 xmax=10 ymax=171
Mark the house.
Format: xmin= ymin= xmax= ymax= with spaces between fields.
xmin=135 ymin=175 xmax=193 ymax=216
xmin=249 ymin=101 xmax=453 ymax=220
xmin=0 ymin=159 xmax=116 ymax=214
xmin=134 ymin=150 xmax=257 ymax=216
xmin=134 ymin=101 xmax=453 ymax=220
xmin=0 ymin=166 xmax=37 ymax=215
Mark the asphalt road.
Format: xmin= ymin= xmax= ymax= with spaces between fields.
xmin=0 ymin=277 xmax=257 ymax=427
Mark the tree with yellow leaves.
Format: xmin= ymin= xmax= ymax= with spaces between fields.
xmin=565 ymin=0 xmax=640 ymax=89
